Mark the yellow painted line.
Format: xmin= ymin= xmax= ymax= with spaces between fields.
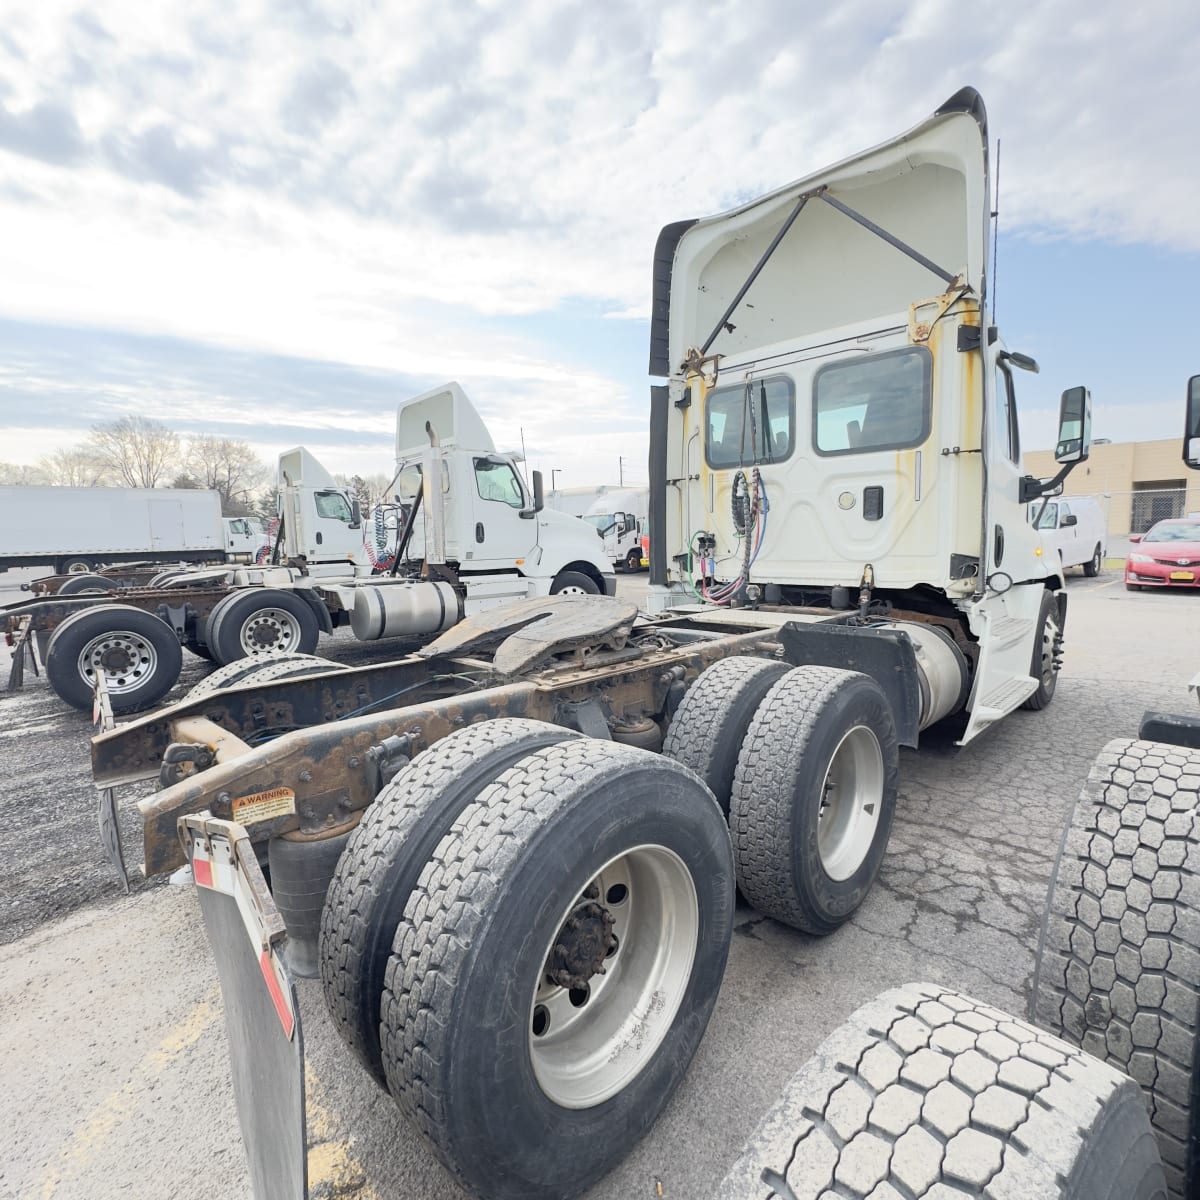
xmin=305 ymin=1064 xmax=381 ymax=1198
xmin=39 ymin=991 xmax=221 ymax=1199
xmin=1090 ymin=578 xmax=1121 ymax=590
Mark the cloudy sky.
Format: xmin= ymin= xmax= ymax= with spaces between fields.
xmin=0 ymin=0 xmax=1197 ymax=489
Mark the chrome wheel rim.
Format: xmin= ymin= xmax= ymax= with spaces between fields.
xmin=817 ymin=725 xmax=884 ymax=882
xmin=76 ymin=631 xmax=159 ymax=695
xmin=529 ymin=844 xmax=698 ymax=1109
xmin=238 ymin=608 xmax=302 ymax=656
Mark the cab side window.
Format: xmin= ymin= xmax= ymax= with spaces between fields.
xmin=314 ymin=491 xmax=353 ymax=521
xmin=474 ymin=459 xmax=525 ymax=508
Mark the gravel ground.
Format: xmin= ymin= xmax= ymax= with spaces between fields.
xmin=2 ymin=565 xmax=1197 ymax=1200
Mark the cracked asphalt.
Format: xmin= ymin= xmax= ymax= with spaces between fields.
xmin=2 ymin=566 xmax=1197 ymax=1200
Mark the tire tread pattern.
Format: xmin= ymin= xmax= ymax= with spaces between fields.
xmin=379 ymin=739 xmax=727 ymax=1193
xmin=318 ymin=718 xmax=578 ymax=1084
xmin=720 ymin=981 xmax=1165 ymax=1199
xmin=1033 ymin=736 xmax=1200 ymax=1197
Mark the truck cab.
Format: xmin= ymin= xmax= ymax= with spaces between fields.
xmin=392 ymin=382 xmax=614 ymax=601
xmin=221 ymin=517 xmax=264 ymax=562
xmin=648 ymin=87 xmax=1091 ymax=744
xmin=276 ymin=448 xmax=365 ymax=568
xmin=583 ymin=488 xmax=650 ymax=572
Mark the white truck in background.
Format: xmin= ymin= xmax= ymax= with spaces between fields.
xmin=1029 ymin=494 xmax=1108 ymax=576
xmin=582 ymin=487 xmax=649 ymax=573
xmin=0 ymin=485 xmax=262 ymax=575
xmin=4 ymin=382 xmax=614 ymax=713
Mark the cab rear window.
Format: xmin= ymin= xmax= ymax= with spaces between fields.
xmin=813 ymin=347 xmax=932 ymax=456
xmin=705 ymin=377 xmax=794 ymax=469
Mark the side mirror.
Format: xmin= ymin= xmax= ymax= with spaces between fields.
xmin=1129 ymin=533 xmax=1143 ymax=543
xmin=350 ymin=499 xmax=362 ymax=530
xmin=1054 ymin=386 xmax=1092 ymax=465
xmin=1185 ymin=375 xmax=1200 ymax=470
xmin=520 ymin=470 xmax=545 ymax=519
xmin=1061 ymin=513 xmax=1078 ymax=527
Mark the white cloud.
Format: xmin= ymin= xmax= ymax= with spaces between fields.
xmin=0 ymin=0 xmax=1196 ymax=478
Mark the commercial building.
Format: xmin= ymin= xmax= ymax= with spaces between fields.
xmin=1024 ymin=437 xmax=1200 ymax=535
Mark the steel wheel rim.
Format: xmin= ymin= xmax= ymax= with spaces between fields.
xmin=817 ymin=725 xmax=884 ymax=882
xmin=1039 ymin=609 xmax=1060 ymax=686
xmin=1092 ymin=549 xmax=1101 ymax=572
xmin=238 ymin=608 xmax=301 ymax=656
xmin=76 ymin=631 xmax=159 ymax=695
xmin=529 ymin=844 xmax=699 ymax=1109
xmin=556 ymin=584 xmax=590 ymax=596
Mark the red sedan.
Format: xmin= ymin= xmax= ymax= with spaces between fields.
xmin=1126 ymin=518 xmax=1200 ymax=590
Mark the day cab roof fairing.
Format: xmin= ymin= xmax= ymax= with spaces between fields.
xmin=649 ymin=87 xmax=990 ymax=378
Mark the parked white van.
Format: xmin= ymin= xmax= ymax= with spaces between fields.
xmin=1030 ymin=496 xmax=1107 ymax=576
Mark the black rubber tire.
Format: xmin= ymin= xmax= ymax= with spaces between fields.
xmin=57 ymin=556 xmax=95 ymax=574
xmin=662 ymin=655 xmax=792 ymax=816
xmin=730 ymin=665 xmax=898 ymax=935
xmin=56 ymin=573 xmax=113 ymax=596
xmin=1084 ymin=544 xmax=1103 ymax=577
xmin=720 ymin=982 xmax=1166 ymax=1199
xmin=268 ymin=829 xmax=354 ymax=978
xmin=205 ymin=587 xmax=321 ymax=665
xmin=549 ymin=569 xmax=600 ymax=595
xmin=44 ymin=603 xmax=183 ymax=714
xmin=1032 ymin=737 xmax=1200 ymax=1197
xmin=379 ymin=739 xmax=735 ymax=1200
xmin=624 ymin=548 xmax=642 ymax=573
xmin=319 ymin=718 xmax=582 ymax=1088
xmin=1021 ymin=589 xmax=1061 ymax=711
xmin=183 ymin=652 xmax=345 ymax=702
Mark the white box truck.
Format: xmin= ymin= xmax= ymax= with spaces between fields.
xmin=0 ymin=486 xmax=262 ymax=575
xmin=582 ymin=487 xmax=650 ymax=572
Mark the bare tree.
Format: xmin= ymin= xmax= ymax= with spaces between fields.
xmin=87 ymin=415 xmax=180 ymax=488
xmin=0 ymin=461 xmax=49 ymax=485
xmin=186 ymin=435 xmax=267 ymax=513
xmin=37 ymin=447 xmax=110 ymax=487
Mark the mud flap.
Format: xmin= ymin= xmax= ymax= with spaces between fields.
xmin=181 ymin=814 xmax=308 ymax=1200
xmin=92 ymin=672 xmax=130 ymax=893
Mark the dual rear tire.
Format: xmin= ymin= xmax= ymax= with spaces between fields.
xmin=317 ymin=722 xmax=735 ymax=1200
xmin=664 ymin=656 xmax=899 ymax=935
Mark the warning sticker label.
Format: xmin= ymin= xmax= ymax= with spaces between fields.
xmin=232 ymin=787 xmax=296 ymax=825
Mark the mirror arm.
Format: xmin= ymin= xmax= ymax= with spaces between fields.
xmin=1019 ymin=461 xmax=1077 ymax=504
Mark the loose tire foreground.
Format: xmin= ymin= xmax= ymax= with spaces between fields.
xmin=730 ymin=665 xmax=898 ymax=934
xmin=720 ymin=982 xmax=1166 ymax=1199
xmin=1033 ymin=737 xmax=1200 ymax=1197
xmin=183 ymin=652 xmax=344 ymax=702
xmin=379 ymin=737 xmax=735 ymax=1200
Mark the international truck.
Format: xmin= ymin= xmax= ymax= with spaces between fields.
xmin=0 ymin=484 xmax=263 ymax=575
xmin=80 ymin=88 xmax=1146 ymax=1200
xmin=582 ymin=487 xmax=649 ymax=573
xmin=3 ymin=382 xmax=613 ymax=713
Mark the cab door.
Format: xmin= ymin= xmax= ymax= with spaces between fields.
xmin=466 ymin=456 xmax=535 ymax=570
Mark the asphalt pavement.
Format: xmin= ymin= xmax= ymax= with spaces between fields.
xmin=2 ymin=564 xmax=1198 ymax=1200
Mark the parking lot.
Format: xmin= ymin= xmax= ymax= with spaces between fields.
xmin=2 ymin=566 xmax=1198 ymax=1200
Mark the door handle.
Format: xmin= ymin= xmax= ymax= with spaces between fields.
xmin=475 ymin=522 xmax=485 ymax=543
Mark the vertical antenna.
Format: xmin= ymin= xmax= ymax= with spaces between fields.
xmin=991 ymin=138 xmax=1001 ymax=324
xmin=520 ymin=425 xmax=527 ymax=462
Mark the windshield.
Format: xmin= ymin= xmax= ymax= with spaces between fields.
xmin=583 ymin=514 xmax=615 ymax=533
xmin=1030 ymin=503 xmax=1058 ymax=530
xmin=1144 ymin=521 xmax=1200 ymax=543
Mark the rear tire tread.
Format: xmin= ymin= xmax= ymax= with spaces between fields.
xmin=719 ymin=982 xmax=1166 ymax=1199
xmin=1032 ymin=736 xmax=1200 ymax=1197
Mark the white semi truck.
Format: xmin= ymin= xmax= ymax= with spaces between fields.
xmin=3 ymin=382 xmax=613 ymax=713
xmin=582 ymin=487 xmax=649 ymax=572
xmin=80 ymin=89 xmax=1135 ymax=1200
xmin=0 ymin=485 xmax=262 ymax=575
